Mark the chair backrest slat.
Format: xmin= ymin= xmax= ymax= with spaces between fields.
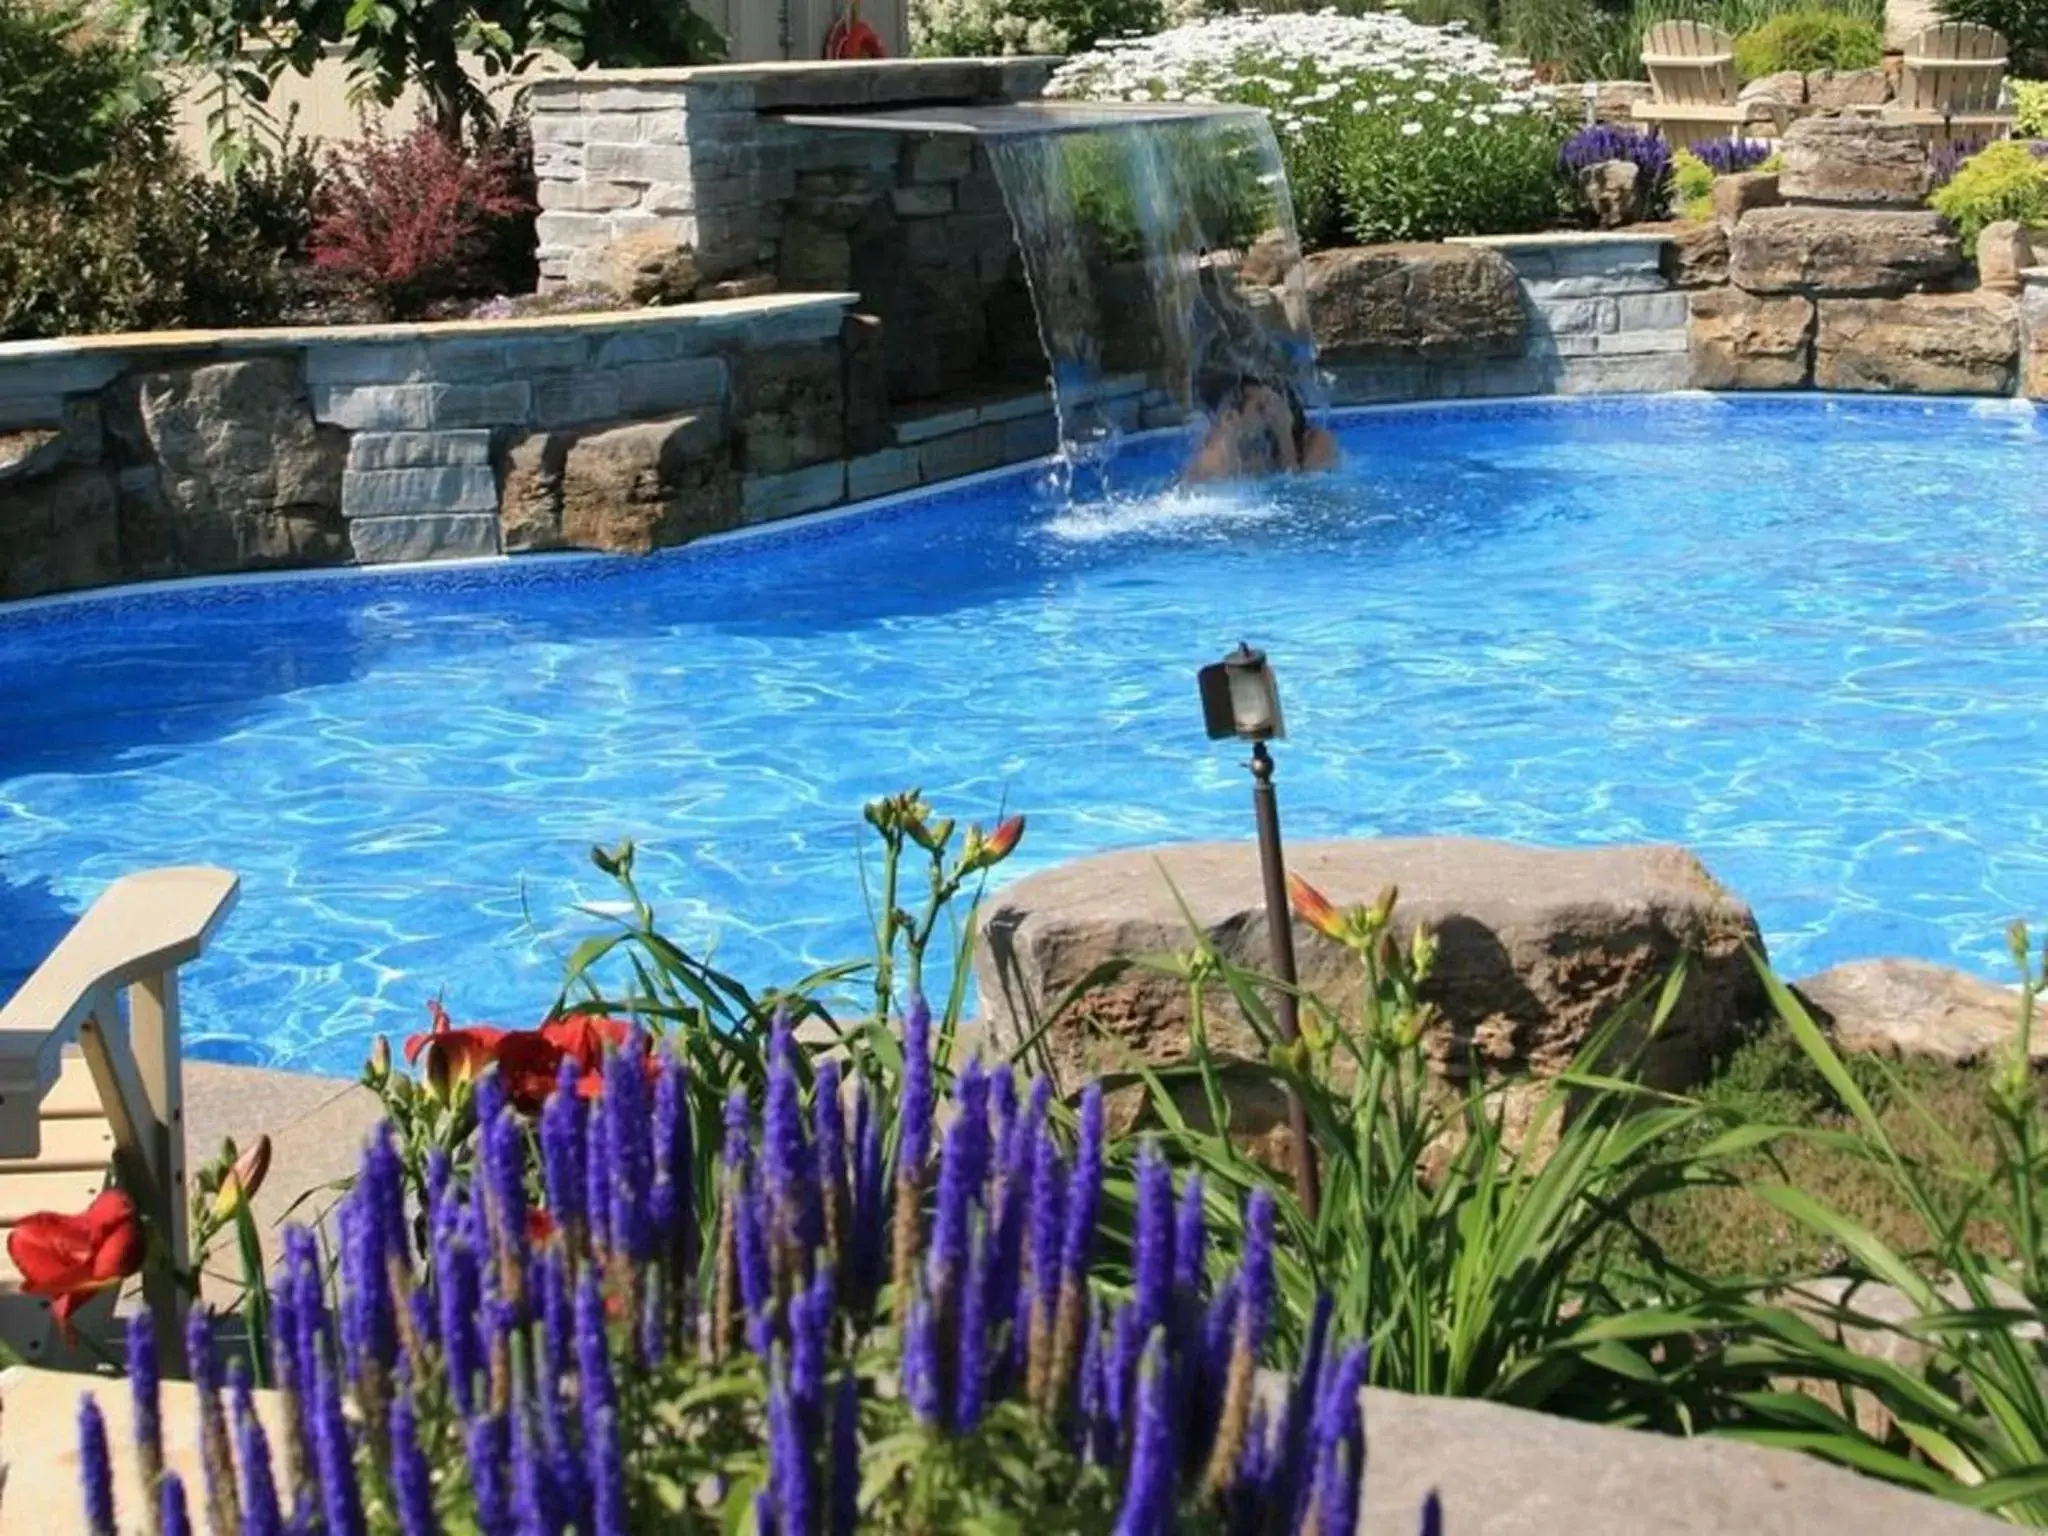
xmin=1900 ymin=22 xmax=2008 ymax=114
xmin=1642 ymin=20 xmax=1739 ymax=108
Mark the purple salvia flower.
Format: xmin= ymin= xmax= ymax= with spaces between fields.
xmin=903 ymin=1288 xmax=942 ymax=1426
xmin=1060 ymin=1084 xmax=1105 ymax=1289
xmin=1173 ymin=1173 xmax=1206 ymax=1307
xmin=813 ymin=1059 xmax=847 ymax=1258
xmin=468 ymin=1413 xmax=513 ymax=1536
xmin=1307 ymin=1343 xmax=1370 ymax=1536
xmin=1108 ymin=1302 xmax=1141 ymax=1449
xmin=983 ymin=1112 xmax=1035 ymax=1390
xmin=767 ymin=1367 xmax=814 ymax=1536
xmin=755 ymin=1491 xmax=776 ymax=1536
xmin=474 ymin=1067 xmax=507 ymax=1135
xmin=604 ymin=1032 xmax=655 ymax=1265
xmin=953 ymin=1058 xmax=991 ymax=1201
xmin=584 ymin=1101 xmax=611 ymax=1257
xmin=1112 ymin=1329 xmax=1176 ymax=1536
xmin=538 ymin=1246 xmax=573 ymax=1387
xmin=954 ymin=1225 xmax=991 ymax=1432
xmin=1238 ymin=1189 xmax=1276 ymax=1365
xmin=127 ymin=1313 xmax=163 ymax=1510
xmin=363 ymin=1123 xmax=410 ymax=1266
xmin=234 ymin=1384 xmax=286 ymax=1536
xmin=80 ymin=1395 xmax=116 ymax=1536
xmin=312 ymin=1355 xmax=366 ymax=1536
xmin=575 ymin=1267 xmax=618 ymax=1422
xmin=425 ymin=1147 xmax=451 ymax=1227
xmin=188 ymin=1307 xmax=241 ymax=1536
xmin=1419 ymin=1490 xmax=1444 ymax=1536
xmin=723 ymin=1086 xmax=752 ymax=1168
xmin=433 ymin=1191 xmax=484 ymax=1417
xmin=1203 ymin=1274 xmax=1242 ymax=1385
xmin=390 ymin=1392 xmax=439 ymax=1536
xmin=899 ymin=994 xmax=933 ymax=1175
xmin=1687 ymin=136 xmax=1771 ymax=175
xmin=1078 ymin=1297 xmax=1114 ymax=1466
xmin=540 ymin=1059 xmax=587 ymax=1238
xmin=511 ymin=1381 xmax=551 ymax=1536
xmin=1025 ymin=1127 xmax=1065 ymax=1402
xmin=651 ymin=1047 xmax=688 ymax=1270
xmin=927 ymin=1102 xmax=978 ymax=1312
xmin=735 ymin=1152 xmax=774 ymax=1355
xmin=1132 ymin=1146 xmax=1175 ymax=1351
xmin=284 ymin=1225 xmax=329 ymax=1409
xmin=536 ymin=1317 xmax=590 ymax=1529
xmin=791 ymin=1269 xmax=833 ymax=1425
xmin=159 ymin=1472 xmax=192 ymax=1536
xmin=762 ymin=1016 xmax=819 ymax=1268
xmin=588 ymin=1406 xmax=628 ymax=1536
xmin=1283 ymin=1292 xmax=1334 ymax=1528
xmin=830 ymin=1372 xmax=859 ymax=1536
xmin=988 ymin=1065 xmax=1018 ymax=1167
xmin=850 ymin=1087 xmax=886 ymax=1300
xmin=483 ymin=1106 xmax=531 ymax=1305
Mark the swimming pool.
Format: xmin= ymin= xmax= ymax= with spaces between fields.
xmin=5 ymin=392 xmax=2047 ymax=1075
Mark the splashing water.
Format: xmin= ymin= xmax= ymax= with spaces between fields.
xmin=984 ymin=108 xmax=1320 ymax=497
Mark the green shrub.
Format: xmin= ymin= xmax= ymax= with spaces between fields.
xmin=1335 ymin=88 xmax=1570 ymax=244
xmin=912 ymin=0 xmax=1164 ymax=56
xmin=0 ymin=124 xmax=294 ymax=340
xmin=2015 ymin=76 xmax=2048 ymax=135
xmin=0 ymin=0 xmax=153 ymax=197
xmin=1931 ymin=139 xmax=2048 ymax=252
xmin=1732 ymin=8 xmax=1885 ymax=74
xmin=1672 ymin=146 xmax=1717 ymax=218
xmin=1502 ymin=0 xmax=1607 ymax=77
xmin=1609 ymin=0 xmax=1887 ymax=78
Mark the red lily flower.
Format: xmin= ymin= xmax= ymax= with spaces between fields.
xmin=7 ymin=1188 xmax=145 ymax=1338
xmin=539 ymin=1013 xmax=632 ymax=1073
xmin=1288 ymin=873 xmax=1350 ymax=943
xmin=493 ymin=1030 xmax=572 ymax=1115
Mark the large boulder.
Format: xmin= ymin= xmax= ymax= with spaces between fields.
xmin=1976 ymin=219 xmax=2034 ymax=295
xmin=1579 ymin=160 xmax=1644 ymax=229
xmin=1793 ymin=958 xmax=2045 ymax=1065
xmin=1729 ymin=207 xmax=1962 ymax=295
xmin=1777 ymin=117 xmax=1930 ymax=207
xmin=976 ymin=839 xmax=1767 ymax=1113
xmin=1305 ymin=244 xmax=1526 ymax=360
xmin=1805 ymin=67 xmax=1893 ymax=112
xmin=0 ymin=463 xmax=120 ymax=600
xmin=1643 ymin=219 xmax=1730 ymax=287
xmin=1738 ymin=70 xmax=1806 ymax=111
xmin=118 ymin=357 xmax=348 ymax=578
xmin=1689 ymin=289 xmax=1816 ymax=388
xmin=1712 ymin=170 xmax=1782 ymax=230
xmin=1814 ymin=291 xmax=2018 ymax=393
xmin=500 ymin=413 xmax=736 ymax=555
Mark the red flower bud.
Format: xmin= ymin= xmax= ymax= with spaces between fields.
xmin=1287 ymin=874 xmax=1348 ymax=943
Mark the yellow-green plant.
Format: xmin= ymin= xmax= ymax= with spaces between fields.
xmin=1672 ymin=146 xmax=1717 ymax=219
xmin=1932 ymin=140 xmax=2048 ymax=252
xmin=2015 ymin=78 xmax=2048 ymax=136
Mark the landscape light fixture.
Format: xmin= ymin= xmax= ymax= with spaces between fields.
xmin=1197 ymin=643 xmax=1320 ymax=1218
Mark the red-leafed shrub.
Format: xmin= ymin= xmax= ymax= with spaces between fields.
xmin=309 ymin=119 xmax=535 ymax=320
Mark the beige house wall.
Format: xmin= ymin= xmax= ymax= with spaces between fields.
xmin=168 ymin=0 xmax=911 ymax=156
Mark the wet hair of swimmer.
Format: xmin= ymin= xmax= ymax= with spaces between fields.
xmin=1197 ymin=371 xmax=1316 ymax=455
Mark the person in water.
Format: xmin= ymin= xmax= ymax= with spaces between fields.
xmin=1186 ymin=374 xmax=1338 ymax=483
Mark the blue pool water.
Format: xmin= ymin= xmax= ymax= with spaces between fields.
xmin=5 ymin=393 xmax=2048 ymax=1075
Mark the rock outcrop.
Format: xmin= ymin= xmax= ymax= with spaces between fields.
xmin=1814 ymin=292 xmax=2019 ymax=393
xmin=1688 ymin=289 xmax=1815 ymax=388
xmin=500 ymin=413 xmax=735 ymax=554
xmin=1777 ymin=117 xmax=1931 ymax=207
xmin=1306 ymin=244 xmax=1526 ymax=360
xmin=1793 ymin=958 xmax=2044 ymax=1065
xmin=976 ymin=839 xmax=1767 ymax=1115
xmin=1729 ymin=207 xmax=1962 ymax=296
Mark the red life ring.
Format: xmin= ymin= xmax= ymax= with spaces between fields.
xmin=826 ymin=8 xmax=887 ymax=58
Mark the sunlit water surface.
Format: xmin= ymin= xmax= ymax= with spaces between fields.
xmin=5 ymin=394 xmax=2048 ymax=1075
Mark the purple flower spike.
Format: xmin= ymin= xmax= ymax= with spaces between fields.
xmin=538 ymin=1245 xmax=573 ymax=1386
xmin=1112 ymin=1330 xmax=1175 ymax=1536
xmin=468 ymin=1413 xmax=512 ymax=1536
xmin=604 ymin=1032 xmax=655 ymax=1265
xmin=1283 ymin=1292 xmax=1334 ymax=1529
xmin=512 ymin=1387 xmax=551 ymax=1536
xmin=903 ymin=1288 xmax=942 ymax=1427
xmin=652 ymin=1047 xmax=691 ymax=1272
xmin=755 ymin=1491 xmax=777 ymax=1536
xmin=792 ymin=1269 xmax=834 ymax=1423
xmin=79 ymin=1395 xmax=115 ymax=1536
xmin=127 ymin=1313 xmax=162 ymax=1495
xmin=1238 ymin=1189 xmax=1276 ymax=1364
xmin=363 ymin=1122 xmax=410 ymax=1266
xmin=813 ymin=1060 xmax=847 ymax=1250
xmin=575 ymin=1267 xmax=618 ymax=1422
xmin=1132 ymin=1145 xmax=1174 ymax=1339
xmin=1028 ymin=1128 xmax=1065 ymax=1305
xmin=734 ymin=1158 xmax=774 ymax=1355
xmin=830 ymin=1373 xmax=859 ymax=1536
xmin=954 ymin=1228 xmax=991 ymax=1432
xmin=390 ymin=1392 xmax=438 ymax=1536
xmin=850 ymin=1088 xmax=886 ymax=1299
xmin=312 ymin=1355 xmax=367 ymax=1536
xmin=536 ymin=1323 xmax=590 ymax=1528
xmin=1078 ymin=1297 xmax=1113 ymax=1466
xmin=425 ymin=1147 xmax=452 ymax=1226
xmin=584 ymin=1099 xmax=611 ymax=1258
xmin=900 ymin=994 xmax=934 ymax=1175
xmin=233 ymin=1387 xmax=285 ymax=1536
xmin=474 ymin=1068 xmax=507 ymax=1134
xmin=541 ymin=1058 xmax=587 ymax=1238
xmin=953 ymin=1058 xmax=991 ymax=1200
xmin=767 ymin=1368 xmax=813 ymax=1536
xmin=989 ymin=1065 xmax=1018 ymax=1164
xmin=1061 ymin=1084 xmax=1105 ymax=1290
xmin=928 ymin=1104 xmax=977 ymax=1310
xmin=589 ymin=1406 xmax=629 ymax=1536
xmin=1173 ymin=1172 xmax=1206 ymax=1305
xmin=724 ymin=1087 xmax=752 ymax=1167
xmin=159 ymin=1471 xmax=193 ymax=1536
xmin=187 ymin=1307 xmax=239 ymax=1536
xmin=1420 ymin=1490 xmax=1444 ymax=1536
xmin=433 ymin=1192 xmax=484 ymax=1416
xmin=763 ymin=1016 xmax=819 ymax=1265
xmin=1308 ymin=1343 xmax=1370 ymax=1536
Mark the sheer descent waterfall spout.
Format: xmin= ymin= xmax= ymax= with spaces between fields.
xmin=775 ymin=101 xmax=1321 ymax=497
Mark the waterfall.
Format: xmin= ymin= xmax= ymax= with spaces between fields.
xmin=984 ymin=108 xmax=1320 ymax=497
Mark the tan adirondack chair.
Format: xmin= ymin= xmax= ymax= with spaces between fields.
xmin=1632 ymin=20 xmax=1791 ymax=141
xmin=1891 ymin=22 xmax=2013 ymax=141
xmin=0 ymin=867 xmax=238 ymax=1368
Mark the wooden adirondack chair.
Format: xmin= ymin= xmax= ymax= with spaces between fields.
xmin=0 ymin=867 xmax=238 ymax=1368
xmin=1632 ymin=20 xmax=1790 ymax=141
xmin=1891 ymin=22 xmax=2013 ymax=142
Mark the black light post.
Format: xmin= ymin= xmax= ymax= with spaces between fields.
xmin=1198 ymin=643 xmax=1321 ymax=1219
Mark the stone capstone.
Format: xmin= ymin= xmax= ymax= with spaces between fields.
xmin=1805 ymin=66 xmax=1893 ymax=111
xmin=1814 ymin=291 xmax=2018 ymax=393
xmin=1729 ymin=206 xmax=1962 ymax=295
xmin=975 ymin=839 xmax=1767 ymax=1124
xmin=1305 ymin=244 xmax=1525 ymax=360
xmin=499 ymin=413 xmax=735 ymax=554
xmin=1688 ymin=289 xmax=1816 ymax=388
xmin=1711 ymin=170 xmax=1782 ymax=230
xmin=1579 ymin=159 xmax=1644 ymax=229
xmin=121 ymin=356 xmax=348 ymax=578
xmin=1792 ymin=958 xmax=2046 ymax=1065
xmin=1976 ymin=219 xmax=2034 ymax=295
xmin=1776 ymin=117 xmax=1930 ymax=207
